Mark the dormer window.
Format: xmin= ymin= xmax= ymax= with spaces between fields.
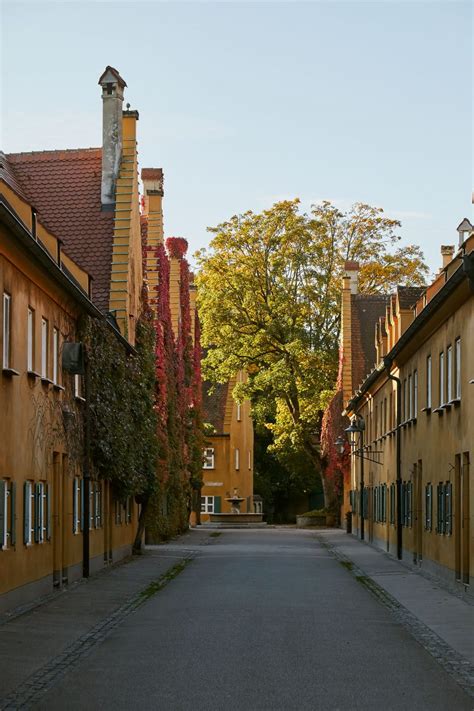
xmin=203 ymin=448 xmax=215 ymax=469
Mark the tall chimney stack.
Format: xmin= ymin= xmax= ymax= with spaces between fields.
xmin=344 ymin=260 xmax=359 ymax=295
xmin=440 ymin=245 xmax=454 ymax=269
xmin=98 ymin=66 xmax=127 ymax=208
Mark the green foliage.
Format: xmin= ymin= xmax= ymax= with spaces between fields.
xmin=254 ymin=425 xmax=323 ymax=521
xmin=197 ymin=199 xmax=428 ymax=505
xmin=300 ymin=509 xmax=328 ymax=518
xmin=79 ymin=315 xmax=158 ymax=501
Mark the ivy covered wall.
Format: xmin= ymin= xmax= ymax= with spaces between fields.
xmin=144 ymin=238 xmax=204 ymax=543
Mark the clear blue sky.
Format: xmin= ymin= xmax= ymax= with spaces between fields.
xmin=1 ymin=1 xmax=472 ymax=275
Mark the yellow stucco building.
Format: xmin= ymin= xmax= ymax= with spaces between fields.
xmin=200 ymin=373 xmax=255 ymax=521
xmin=0 ymin=66 xmax=145 ymax=612
xmin=344 ymin=230 xmax=474 ymax=595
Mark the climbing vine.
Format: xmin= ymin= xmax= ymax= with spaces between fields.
xmin=78 ymin=303 xmax=158 ymax=502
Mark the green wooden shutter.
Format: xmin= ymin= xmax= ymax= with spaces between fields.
xmin=0 ymin=480 xmax=5 ymax=548
xmin=80 ymin=479 xmax=84 ymax=532
xmin=10 ymin=482 xmax=16 ymax=546
xmin=46 ymin=484 xmax=51 ymax=541
xmin=445 ymin=483 xmax=452 ymax=535
xmin=72 ymin=478 xmax=77 ymax=533
xmin=24 ymin=482 xmax=30 ymax=544
xmin=34 ymin=484 xmax=40 ymax=543
xmin=214 ymin=496 xmax=221 ymax=513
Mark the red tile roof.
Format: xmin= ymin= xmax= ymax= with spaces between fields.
xmin=397 ymin=286 xmax=425 ymax=310
xmin=202 ymin=380 xmax=229 ymax=433
xmin=0 ymin=151 xmax=31 ymax=205
xmin=6 ymin=148 xmax=114 ymax=311
xmin=351 ymin=294 xmax=390 ymax=389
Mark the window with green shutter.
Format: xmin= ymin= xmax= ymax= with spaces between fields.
xmin=10 ymin=481 xmax=16 ymax=546
xmin=445 ymin=482 xmax=452 ymax=535
xmin=0 ymin=480 xmax=6 ymax=549
xmin=425 ymin=484 xmax=432 ymax=531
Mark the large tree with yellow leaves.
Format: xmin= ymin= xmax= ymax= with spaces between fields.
xmin=196 ymin=199 xmax=428 ymax=508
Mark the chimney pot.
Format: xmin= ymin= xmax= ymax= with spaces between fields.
xmin=344 ymin=260 xmax=359 ymax=295
xmin=456 ymin=218 xmax=473 ymax=248
xmin=441 ymin=245 xmax=455 ymax=269
xmin=98 ymin=66 xmax=127 ymax=207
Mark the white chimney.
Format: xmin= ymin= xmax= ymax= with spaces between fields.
xmin=456 ymin=218 xmax=473 ymax=248
xmin=98 ymin=66 xmax=127 ymax=208
xmin=440 ymin=245 xmax=454 ymax=269
xmin=344 ymin=261 xmax=359 ymax=295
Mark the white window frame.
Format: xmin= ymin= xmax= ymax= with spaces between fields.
xmin=446 ymin=345 xmax=453 ymax=402
xmin=3 ymin=292 xmax=11 ymax=368
xmin=439 ymin=351 xmax=445 ymax=405
xmin=201 ymin=495 xmax=214 ymax=514
xmin=1 ymin=480 xmax=9 ymax=549
xmin=455 ymin=338 xmax=461 ymax=399
xmin=403 ymin=379 xmax=407 ymax=422
xmin=236 ymin=402 xmax=241 ymax=421
xmin=25 ymin=481 xmax=33 ymax=545
xmin=413 ymin=370 xmax=418 ymax=417
xmin=203 ymin=448 xmax=215 ymax=469
xmin=37 ymin=482 xmax=46 ymax=543
xmin=94 ymin=481 xmax=102 ymax=528
xmin=41 ymin=318 xmax=49 ymax=378
xmin=74 ymin=373 xmax=84 ymax=399
xmin=52 ymin=327 xmax=59 ymax=385
xmin=73 ymin=477 xmax=81 ymax=534
xmin=408 ymin=374 xmax=413 ymax=420
xmin=426 ymin=355 xmax=432 ymax=408
xmin=235 ymin=447 xmax=240 ymax=471
xmin=27 ymin=307 xmax=35 ymax=371
xmin=248 ymin=450 xmax=251 ymax=470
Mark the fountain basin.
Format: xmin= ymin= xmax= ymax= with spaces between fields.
xmin=205 ymin=512 xmax=266 ymax=528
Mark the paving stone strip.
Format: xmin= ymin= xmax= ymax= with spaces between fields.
xmin=315 ymin=533 xmax=474 ymax=700
xmin=0 ymin=556 xmax=194 ymax=711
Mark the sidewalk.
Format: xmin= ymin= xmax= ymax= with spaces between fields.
xmin=0 ymin=528 xmax=212 ymax=705
xmin=315 ymin=529 xmax=474 ymax=672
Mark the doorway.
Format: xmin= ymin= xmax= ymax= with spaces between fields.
xmin=52 ymin=452 xmax=64 ymax=587
xmin=414 ymin=461 xmax=423 ymax=565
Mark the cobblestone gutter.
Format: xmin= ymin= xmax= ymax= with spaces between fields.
xmin=316 ymin=534 xmax=474 ymax=700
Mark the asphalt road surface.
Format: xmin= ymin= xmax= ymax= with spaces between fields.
xmin=35 ymin=529 xmax=471 ymax=710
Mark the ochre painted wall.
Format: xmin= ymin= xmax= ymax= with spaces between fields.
xmin=348 ymin=281 xmax=474 ymax=594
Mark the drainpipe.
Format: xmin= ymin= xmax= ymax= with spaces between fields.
xmin=384 ymin=357 xmax=402 ymax=560
xmin=83 ymin=349 xmax=91 ymax=578
xmin=359 ymin=425 xmax=365 ymax=541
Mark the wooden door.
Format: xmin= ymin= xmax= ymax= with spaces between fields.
xmin=52 ymin=452 xmax=63 ymax=587
xmin=462 ymin=453 xmax=470 ymax=585
xmin=414 ymin=462 xmax=423 ymax=564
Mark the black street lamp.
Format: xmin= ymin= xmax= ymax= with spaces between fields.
xmin=344 ymin=416 xmax=366 ymax=541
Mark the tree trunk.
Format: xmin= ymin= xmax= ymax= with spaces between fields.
xmin=303 ymin=439 xmax=331 ymax=511
xmin=133 ymin=496 xmax=149 ymax=553
xmin=191 ymin=487 xmax=202 ymax=525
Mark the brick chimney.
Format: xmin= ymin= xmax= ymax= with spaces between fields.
xmin=98 ymin=66 xmax=127 ymax=208
xmin=344 ymin=260 xmax=359 ymax=295
xmin=440 ymin=245 xmax=455 ymax=269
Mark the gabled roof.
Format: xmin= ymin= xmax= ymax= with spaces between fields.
xmin=0 ymin=151 xmax=31 ymax=205
xmin=351 ymin=294 xmax=390 ymax=389
xmin=6 ymin=148 xmax=115 ymax=312
xmin=98 ymin=66 xmax=127 ymax=88
xmin=397 ymin=286 xmax=425 ymax=310
xmin=202 ymin=380 xmax=229 ymax=433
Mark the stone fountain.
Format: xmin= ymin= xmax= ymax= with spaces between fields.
xmin=207 ymin=488 xmax=266 ymax=528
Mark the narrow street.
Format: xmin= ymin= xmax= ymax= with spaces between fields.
xmin=3 ymin=529 xmax=471 ymax=711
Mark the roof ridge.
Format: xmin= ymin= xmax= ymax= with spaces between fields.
xmin=7 ymin=147 xmax=102 ymax=160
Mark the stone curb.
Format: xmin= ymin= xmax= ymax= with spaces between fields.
xmin=315 ymin=533 xmax=474 ymax=700
xmin=0 ymin=556 xmax=195 ymax=710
